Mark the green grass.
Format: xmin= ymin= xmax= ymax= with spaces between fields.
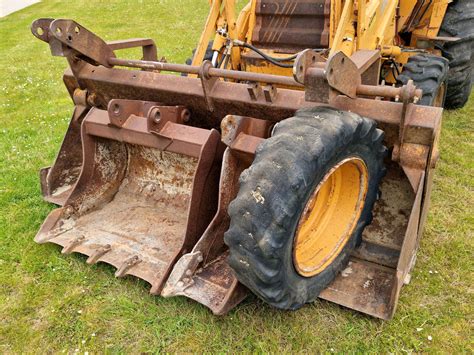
xmin=0 ymin=1 xmax=473 ymax=352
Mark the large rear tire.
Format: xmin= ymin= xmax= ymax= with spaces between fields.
xmin=438 ymin=0 xmax=474 ymax=108
xmin=224 ymin=107 xmax=386 ymax=310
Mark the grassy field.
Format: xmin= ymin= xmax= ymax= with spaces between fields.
xmin=0 ymin=1 xmax=473 ymax=352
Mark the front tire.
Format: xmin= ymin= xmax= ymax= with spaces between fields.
xmin=397 ymin=54 xmax=449 ymax=107
xmin=224 ymin=107 xmax=386 ymax=310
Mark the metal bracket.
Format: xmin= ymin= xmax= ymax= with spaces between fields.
xmin=31 ymin=18 xmax=54 ymax=43
xmin=107 ymin=38 xmax=158 ymax=62
xmin=106 ymin=99 xmax=192 ymax=153
xmin=107 ymin=99 xmax=162 ymax=128
xmin=392 ymin=80 xmax=423 ymax=166
xmin=221 ymin=115 xmax=272 ymax=164
xmin=263 ymin=85 xmax=277 ymax=103
xmin=32 ymin=18 xmax=116 ymax=67
xmin=199 ymin=60 xmax=218 ymax=112
xmin=294 ymin=50 xmax=361 ymax=103
xmin=147 ymin=106 xmax=190 ymax=133
xmin=247 ymin=83 xmax=263 ymax=101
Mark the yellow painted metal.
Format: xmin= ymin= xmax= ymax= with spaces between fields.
xmin=411 ymin=0 xmax=451 ymax=43
xmin=293 ymin=158 xmax=369 ymax=278
xmin=240 ymin=49 xmax=294 ymax=79
xmin=381 ymin=45 xmax=402 ymax=57
xmin=398 ymin=0 xmax=419 ymax=32
xmin=236 ymin=1 xmax=252 ymax=41
xmin=329 ymin=0 xmax=356 ymax=56
xmin=223 ymin=0 xmax=240 ymax=69
xmin=330 ymin=0 xmax=398 ymax=56
xmin=191 ymin=0 xmax=222 ymax=68
xmin=232 ymin=1 xmax=252 ymax=67
xmin=192 ymin=0 xmax=451 ymax=88
xmin=245 ymin=0 xmax=257 ymax=44
xmin=356 ymin=0 xmax=398 ymax=50
xmin=329 ymin=0 xmax=343 ymax=47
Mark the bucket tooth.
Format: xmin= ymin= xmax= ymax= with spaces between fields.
xmin=61 ymin=235 xmax=86 ymax=254
xmin=86 ymin=244 xmax=112 ymax=264
xmin=115 ymin=255 xmax=142 ymax=278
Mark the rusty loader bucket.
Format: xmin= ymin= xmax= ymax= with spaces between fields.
xmin=31 ymin=19 xmax=442 ymax=319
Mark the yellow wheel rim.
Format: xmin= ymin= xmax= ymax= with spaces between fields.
xmin=293 ymin=158 xmax=369 ymax=277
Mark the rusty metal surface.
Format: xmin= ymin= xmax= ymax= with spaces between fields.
xmin=106 ymin=38 xmax=158 ymax=61
xmin=162 ymin=117 xmax=271 ymax=314
xmin=162 ymin=149 xmax=249 ymax=314
xmin=252 ymin=0 xmax=331 ymax=52
xmin=84 ymin=108 xmax=210 ymax=158
xmin=163 ymin=250 xmax=247 ymax=315
xmin=36 ymin=103 xmax=223 ymax=295
xmin=31 ymin=18 xmax=54 ymax=43
xmin=40 ymin=105 xmax=88 ymax=206
xmin=362 ymin=162 xmax=414 ymax=252
xmin=34 ymin=19 xmax=430 ymax=121
xmin=390 ymin=175 xmax=425 ymax=316
xmin=294 ymin=50 xmax=419 ymax=102
xmin=37 ymin=145 xmax=198 ymax=291
xmin=50 ymin=19 xmax=115 ymax=67
xmin=31 ymin=17 xmax=443 ymax=318
xmin=319 ymin=258 xmax=397 ymax=319
xmin=60 ymin=63 xmax=440 ymax=149
xmin=107 ymin=99 xmax=161 ymax=128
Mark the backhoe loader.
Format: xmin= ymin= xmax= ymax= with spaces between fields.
xmin=31 ymin=0 xmax=473 ymax=319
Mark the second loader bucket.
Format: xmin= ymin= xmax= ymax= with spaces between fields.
xmin=36 ymin=100 xmax=223 ymax=294
xmin=162 ymin=116 xmax=272 ymax=314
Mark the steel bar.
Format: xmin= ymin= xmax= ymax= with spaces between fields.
xmin=108 ymin=57 xmax=198 ymax=74
xmin=108 ymin=57 xmax=303 ymax=87
xmin=357 ymin=84 xmax=422 ymax=100
xmin=208 ymin=67 xmax=302 ymax=87
xmin=108 ymin=58 xmax=419 ymax=99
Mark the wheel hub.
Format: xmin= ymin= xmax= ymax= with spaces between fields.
xmin=293 ymin=157 xmax=369 ymax=277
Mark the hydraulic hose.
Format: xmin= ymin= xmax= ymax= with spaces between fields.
xmin=233 ymin=40 xmax=296 ymax=68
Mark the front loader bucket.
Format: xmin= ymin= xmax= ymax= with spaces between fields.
xmin=319 ymin=161 xmax=426 ymax=319
xmin=36 ymin=100 xmax=223 ymax=294
xmin=162 ymin=113 xmax=441 ymax=320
